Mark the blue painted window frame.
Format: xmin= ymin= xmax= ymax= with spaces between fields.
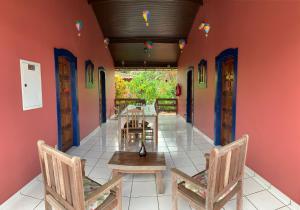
xmin=214 ymin=48 xmax=238 ymax=146
xmin=85 ymin=60 xmax=95 ymax=89
xmin=98 ymin=67 xmax=107 ymax=123
xmin=198 ymin=59 xmax=208 ymax=88
xmin=54 ymin=48 xmax=80 ymax=150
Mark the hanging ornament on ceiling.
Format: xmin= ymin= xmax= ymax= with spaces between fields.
xmin=75 ymin=20 xmax=83 ymax=36
xmin=144 ymin=40 xmax=153 ymax=49
xmin=178 ymin=39 xmax=186 ymax=53
xmin=144 ymin=40 xmax=153 ymax=57
xmin=199 ymin=21 xmax=210 ymax=38
xmin=203 ymin=23 xmax=210 ymax=37
xmin=142 ymin=10 xmax=150 ymax=27
xmin=104 ymin=38 xmax=110 ymax=48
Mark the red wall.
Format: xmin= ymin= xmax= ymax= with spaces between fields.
xmin=178 ymin=0 xmax=300 ymax=203
xmin=0 ymin=0 xmax=115 ymax=203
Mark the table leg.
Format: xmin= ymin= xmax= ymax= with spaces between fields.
xmin=156 ymin=171 xmax=163 ymax=194
xmin=112 ymin=169 xmax=120 ymax=178
xmin=155 ymin=116 xmax=158 ymax=148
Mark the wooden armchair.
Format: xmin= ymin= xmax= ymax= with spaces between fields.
xmin=37 ymin=140 xmax=122 ymax=210
xmin=171 ymin=135 xmax=249 ymax=210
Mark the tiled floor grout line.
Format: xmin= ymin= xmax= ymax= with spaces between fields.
xmin=18 ymin=193 xmax=42 ymax=202
xmin=127 ymin=176 xmax=134 ymax=210
xmin=33 ymin=199 xmax=43 ymax=210
xmin=244 ymin=196 xmax=258 ymax=210
xmin=259 ymin=187 xmax=288 ymax=208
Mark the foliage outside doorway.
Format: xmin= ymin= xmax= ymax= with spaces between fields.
xmin=115 ymin=70 xmax=177 ymax=104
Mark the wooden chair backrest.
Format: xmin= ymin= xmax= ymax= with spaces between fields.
xmin=206 ymin=135 xmax=249 ymax=205
xmin=37 ymin=140 xmax=85 ymax=210
xmin=126 ymin=108 xmax=145 ymax=140
xmin=126 ymin=108 xmax=145 ymax=129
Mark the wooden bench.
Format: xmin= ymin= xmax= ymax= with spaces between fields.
xmin=155 ymin=98 xmax=178 ymax=114
xmin=114 ymin=98 xmax=146 ymax=116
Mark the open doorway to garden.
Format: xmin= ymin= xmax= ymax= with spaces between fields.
xmin=114 ymin=69 xmax=178 ymax=150
xmin=115 ymin=69 xmax=177 ymax=104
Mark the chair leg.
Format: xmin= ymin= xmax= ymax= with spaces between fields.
xmin=45 ymin=199 xmax=51 ymax=210
xmin=172 ymin=176 xmax=178 ymax=210
xmin=117 ymin=184 xmax=122 ymax=210
xmin=236 ymin=181 xmax=243 ymax=210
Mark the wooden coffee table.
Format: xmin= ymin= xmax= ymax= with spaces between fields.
xmin=108 ymin=151 xmax=166 ymax=193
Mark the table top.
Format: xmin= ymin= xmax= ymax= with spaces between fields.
xmin=120 ymin=105 xmax=157 ymax=117
xmin=108 ymin=151 xmax=166 ymax=171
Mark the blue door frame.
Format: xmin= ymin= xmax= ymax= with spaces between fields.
xmin=54 ymin=48 xmax=80 ymax=150
xmin=99 ymin=68 xmax=106 ymax=123
xmin=186 ymin=68 xmax=193 ymax=123
xmin=214 ymin=48 xmax=238 ymax=145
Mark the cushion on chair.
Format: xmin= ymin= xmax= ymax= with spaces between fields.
xmin=178 ymin=170 xmax=238 ymax=201
xmin=83 ymin=177 xmax=111 ymax=210
xmin=140 ymin=120 xmax=149 ymax=128
xmin=178 ymin=170 xmax=208 ymax=198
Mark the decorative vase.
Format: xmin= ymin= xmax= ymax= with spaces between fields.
xmin=139 ymin=141 xmax=147 ymax=157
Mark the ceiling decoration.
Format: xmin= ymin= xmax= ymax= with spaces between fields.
xmin=198 ymin=20 xmax=211 ymax=37
xmin=88 ymin=0 xmax=203 ymax=68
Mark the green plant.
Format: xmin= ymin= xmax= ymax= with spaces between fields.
xmin=115 ymin=71 xmax=177 ymax=104
xmin=115 ymin=74 xmax=128 ymax=98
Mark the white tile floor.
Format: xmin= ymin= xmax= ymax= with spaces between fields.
xmin=0 ymin=115 xmax=298 ymax=210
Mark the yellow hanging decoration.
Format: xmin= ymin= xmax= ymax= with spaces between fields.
xmin=143 ymin=10 xmax=150 ymax=27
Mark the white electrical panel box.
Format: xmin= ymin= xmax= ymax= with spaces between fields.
xmin=20 ymin=59 xmax=43 ymax=111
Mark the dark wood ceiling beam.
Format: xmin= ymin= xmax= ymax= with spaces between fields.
xmin=109 ymin=37 xmax=186 ymax=44
xmin=88 ymin=0 xmax=202 ymax=4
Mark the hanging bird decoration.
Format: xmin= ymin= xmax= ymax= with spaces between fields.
xmin=75 ymin=20 xmax=83 ymax=36
xmin=143 ymin=10 xmax=150 ymax=27
xmin=144 ymin=40 xmax=153 ymax=57
xmin=104 ymin=38 xmax=110 ymax=48
xmin=178 ymin=39 xmax=186 ymax=53
xmin=203 ymin=23 xmax=210 ymax=37
xmin=199 ymin=21 xmax=210 ymax=37
xmin=144 ymin=40 xmax=153 ymax=49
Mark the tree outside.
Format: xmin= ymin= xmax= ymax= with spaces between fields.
xmin=115 ymin=74 xmax=128 ymax=98
xmin=115 ymin=70 xmax=177 ymax=104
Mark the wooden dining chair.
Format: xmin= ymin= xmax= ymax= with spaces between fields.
xmin=125 ymin=108 xmax=145 ymax=142
xmin=171 ymin=135 xmax=249 ymax=210
xmin=37 ymin=140 xmax=122 ymax=210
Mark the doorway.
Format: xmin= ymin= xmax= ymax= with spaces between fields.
xmin=98 ymin=67 xmax=107 ymax=124
xmin=186 ymin=67 xmax=194 ymax=124
xmin=54 ymin=48 xmax=80 ymax=151
xmin=215 ymin=48 xmax=238 ymax=146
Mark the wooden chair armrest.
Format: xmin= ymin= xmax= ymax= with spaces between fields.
xmin=171 ymin=168 xmax=206 ymax=189
xmin=85 ymin=175 xmax=123 ymax=205
xmin=204 ymin=153 xmax=210 ymax=170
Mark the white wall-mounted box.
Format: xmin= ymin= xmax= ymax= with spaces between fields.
xmin=20 ymin=59 xmax=43 ymax=111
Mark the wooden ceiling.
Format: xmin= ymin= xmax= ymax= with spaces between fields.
xmin=88 ymin=0 xmax=202 ymax=68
